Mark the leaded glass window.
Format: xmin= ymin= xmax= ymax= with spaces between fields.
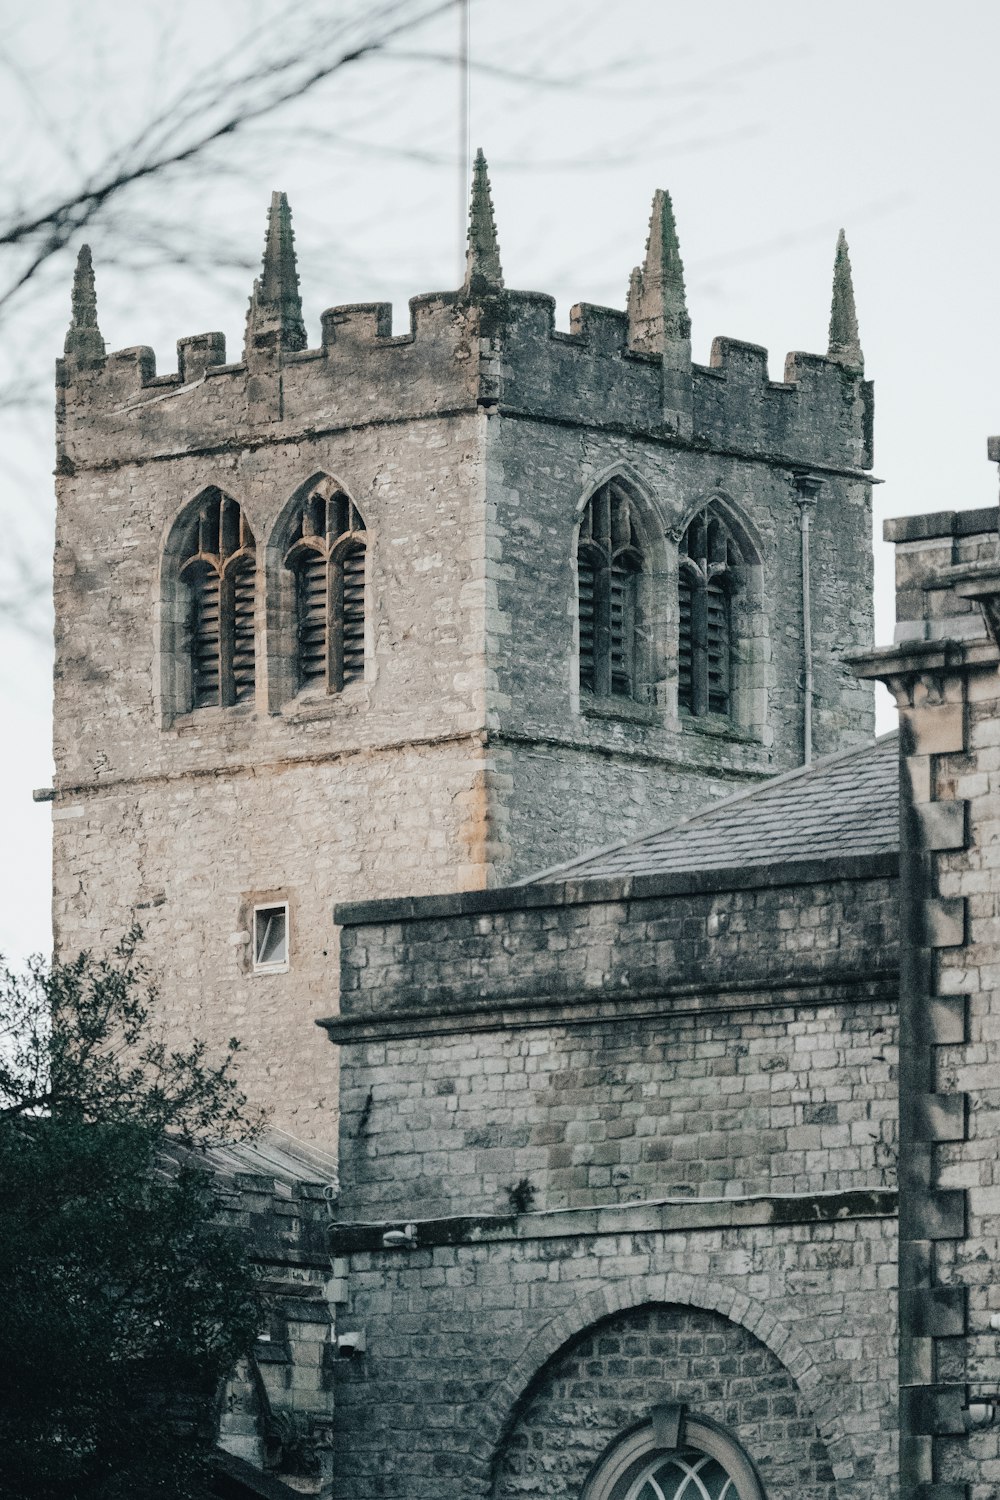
xmin=626 ymin=1450 xmax=741 ymax=1500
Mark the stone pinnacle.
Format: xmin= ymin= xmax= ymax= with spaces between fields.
xmin=64 ymin=245 xmax=106 ymax=365
xmin=828 ymin=229 xmax=864 ymax=374
xmin=463 ymin=148 xmax=504 ymax=297
xmin=244 ymin=190 xmax=307 ymax=359
xmin=627 ymin=189 xmax=691 ymax=354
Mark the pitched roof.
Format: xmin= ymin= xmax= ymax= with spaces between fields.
xmin=530 ymin=733 xmax=899 ymax=884
xmin=203 ymin=1128 xmax=339 ymax=1193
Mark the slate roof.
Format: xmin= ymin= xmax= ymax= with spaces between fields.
xmin=204 ymin=1128 xmax=339 ymax=1193
xmin=530 ymin=732 xmax=899 ymax=884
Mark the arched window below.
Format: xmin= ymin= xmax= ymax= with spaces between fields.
xmin=284 ymin=480 xmax=366 ymax=695
xmin=177 ymin=489 xmax=256 ymax=710
xmin=578 ymin=480 xmax=645 ymax=700
xmin=624 ymin=1449 xmax=740 ymax=1500
xmin=678 ymin=506 xmax=748 ymax=720
xmin=583 ymin=1414 xmax=765 ymax=1500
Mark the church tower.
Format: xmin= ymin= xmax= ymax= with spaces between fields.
xmin=51 ymin=160 xmax=875 ymax=1142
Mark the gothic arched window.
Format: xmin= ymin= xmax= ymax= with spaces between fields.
xmin=284 ymin=481 xmax=366 ymax=694
xmin=578 ymin=481 xmax=644 ymax=700
xmin=177 ymin=488 xmax=256 ymax=709
xmin=678 ymin=506 xmax=746 ymax=719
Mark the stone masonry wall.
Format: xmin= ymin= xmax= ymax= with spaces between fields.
xmin=854 ymin=505 xmax=1000 ymax=1500
xmin=326 ymin=857 xmax=900 ymax=1498
xmin=487 ymin=415 xmax=874 ymax=795
xmin=52 ymin=403 xmax=494 ymax=1145
xmin=206 ymin=1159 xmax=336 ymax=1493
xmin=494 ymin=1303 xmax=837 ymax=1500
xmin=329 ymin=1217 xmax=898 ymax=1500
xmin=334 ymin=992 xmax=898 ymax=1221
xmin=53 ymin=244 xmax=873 ymax=1143
xmin=330 ymin=863 xmax=898 ymax=1220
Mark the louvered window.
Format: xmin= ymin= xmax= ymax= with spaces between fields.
xmin=285 ymin=482 xmax=366 ymax=694
xmin=677 ymin=506 xmax=741 ymax=719
xmin=577 ymin=481 xmax=642 ymax=700
xmin=178 ymin=490 xmax=256 ymax=710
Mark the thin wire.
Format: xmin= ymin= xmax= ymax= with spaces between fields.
xmin=458 ymin=0 xmax=470 ymax=283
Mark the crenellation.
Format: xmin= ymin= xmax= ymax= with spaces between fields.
xmin=566 ymin=302 xmax=631 ymax=355
xmin=177 ymin=331 xmax=226 ymax=382
xmin=320 ymin=302 xmax=394 ymax=345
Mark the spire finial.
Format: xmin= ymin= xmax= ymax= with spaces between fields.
xmin=828 ymin=229 xmax=864 ymax=374
xmin=63 ymin=245 xmax=105 ymax=366
xmin=627 ymin=189 xmax=692 ymax=437
xmin=463 ymin=148 xmax=504 ymax=298
xmin=243 ymin=191 xmax=307 ymax=359
xmin=626 ymin=189 xmax=691 ymax=356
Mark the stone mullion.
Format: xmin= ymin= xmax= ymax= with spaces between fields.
xmin=218 ymin=567 xmax=237 ymax=709
xmin=690 ymin=573 xmax=709 ymax=717
xmin=329 ymin=555 xmax=345 ymax=695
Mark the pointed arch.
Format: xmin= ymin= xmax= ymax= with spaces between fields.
xmin=574 ymin=470 xmax=667 ymax=707
xmin=674 ymin=494 xmax=765 ymax=732
xmin=158 ymin=486 xmax=258 ymax=720
xmin=267 ymin=473 xmax=368 ymax=705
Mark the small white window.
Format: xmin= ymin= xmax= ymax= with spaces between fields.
xmin=253 ymin=903 xmax=289 ymax=973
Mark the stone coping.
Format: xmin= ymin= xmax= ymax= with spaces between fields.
xmin=883 ymin=506 xmax=998 ymax=544
xmin=319 ymin=972 xmax=897 ymax=1043
xmin=333 ymin=851 xmax=898 ymax=928
xmin=328 ymin=1187 xmax=898 ymax=1255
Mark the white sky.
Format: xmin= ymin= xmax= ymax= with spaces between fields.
xmin=1 ymin=0 xmax=997 ymax=964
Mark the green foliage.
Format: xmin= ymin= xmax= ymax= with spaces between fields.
xmin=0 ymin=926 xmax=265 ymax=1500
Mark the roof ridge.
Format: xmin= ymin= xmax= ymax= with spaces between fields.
xmin=522 ymin=731 xmax=898 ymax=886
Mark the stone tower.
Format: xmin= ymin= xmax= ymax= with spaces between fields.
xmin=51 ymin=160 xmax=875 ymax=1142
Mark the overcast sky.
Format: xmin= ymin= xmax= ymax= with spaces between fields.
xmin=1 ymin=0 xmax=997 ymax=964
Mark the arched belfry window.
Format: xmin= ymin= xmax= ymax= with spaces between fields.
xmin=678 ymin=506 xmax=747 ymax=720
xmin=177 ymin=489 xmax=256 ymax=709
xmin=284 ymin=480 xmax=366 ymax=694
xmin=578 ymin=480 xmax=645 ymax=700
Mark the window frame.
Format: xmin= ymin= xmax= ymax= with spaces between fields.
xmin=173 ymin=488 xmax=258 ymax=714
xmin=251 ymin=901 xmax=290 ymax=975
xmin=675 ymin=499 xmax=766 ymax=737
xmin=282 ymin=480 xmax=367 ymax=699
xmin=576 ymin=479 xmax=649 ymax=706
xmin=582 ymin=1414 xmax=766 ymax=1500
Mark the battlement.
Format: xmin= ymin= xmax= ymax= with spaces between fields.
xmin=881 ymin=493 xmax=999 ymax=644
xmin=57 ymin=166 xmax=873 ymax=478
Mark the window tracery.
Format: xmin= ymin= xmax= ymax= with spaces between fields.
xmin=583 ymin=1413 xmax=763 ymax=1500
xmin=578 ymin=480 xmax=644 ymax=700
xmin=677 ymin=506 xmax=746 ymax=720
xmin=176 ymin=488 xmax=256 ymax=710
xmin=625 ymin=1450 xmax=740 ymax=1500
xmin=283 ymin=481 xmax=366 ymax=695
